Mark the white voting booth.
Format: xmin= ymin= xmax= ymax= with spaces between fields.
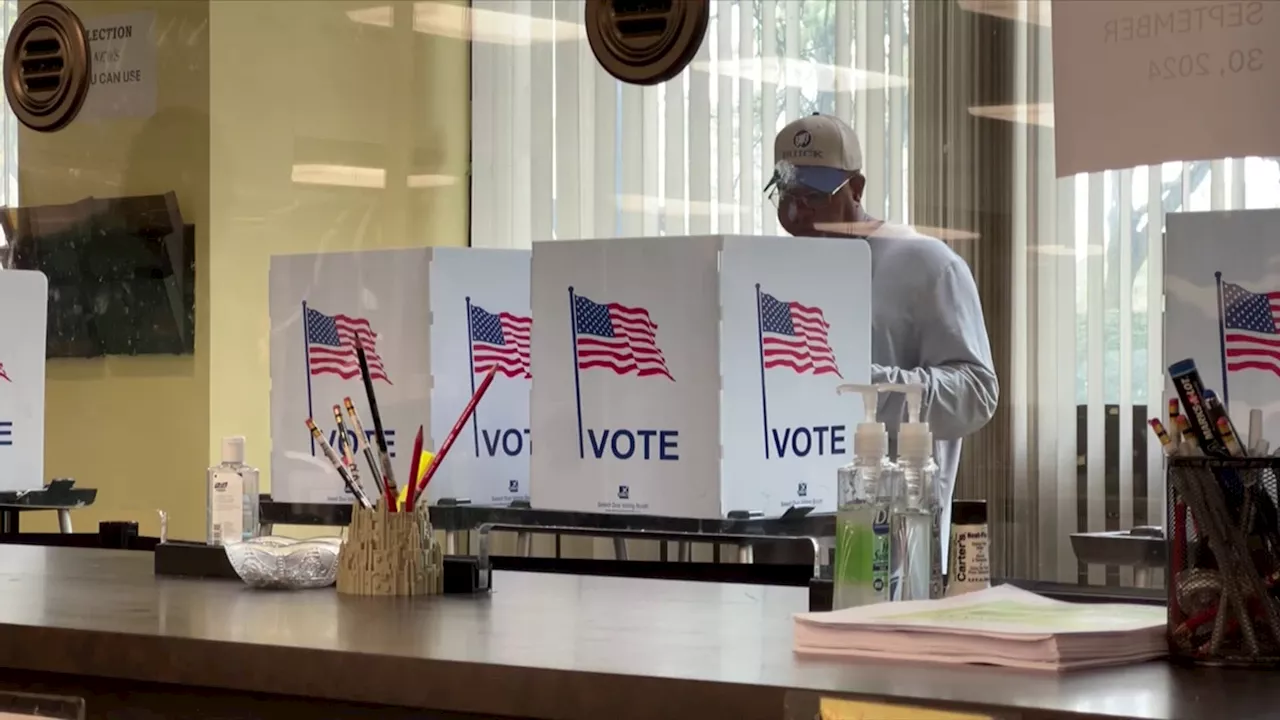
xmin=530 ymin=235 xmax=871 ymax=518
xmin=268 ymin=248 xmax=530 ymax=505
xmin=0 ymin=270 xmax=48 ymax=492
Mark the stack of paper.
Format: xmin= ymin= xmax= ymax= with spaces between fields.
xmin=794 ymin=585 xmax=1167 ymax=671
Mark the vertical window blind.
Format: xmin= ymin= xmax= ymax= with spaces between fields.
xmin=469 ymin=0 xmax=911 ymax=248
xmin=470 ymin=0 xmax=1280 ymax=581
xmin=1009 ymin=0 xmax=1280 ymax=585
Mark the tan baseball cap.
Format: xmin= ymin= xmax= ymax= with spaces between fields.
xmin=769 ymin=113 xmax=863 ymax=194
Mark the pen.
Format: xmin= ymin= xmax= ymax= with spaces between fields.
xmin=357 ymin=339 xmax=399 ymax=510
xmin=411 ymin=366 xmax=499 ymax=507
xmin=305 ymin=418 xmax=374 ymax=509
xmin=332 ymin=404 xmax=360 ymax=480
xmin=1247 ymin=409 xmax=1263 ymax=454
xmin=344 ymin=397 xmax=387 ymax=501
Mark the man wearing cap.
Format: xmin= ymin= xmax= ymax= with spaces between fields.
xmin=769 ymin=113 xmax=998 ymax=566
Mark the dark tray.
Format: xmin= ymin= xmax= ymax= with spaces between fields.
xmin=154 ymin=541 xmax=487 ymax=594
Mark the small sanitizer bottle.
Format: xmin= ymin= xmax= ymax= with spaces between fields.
xmin=886 ymin=384 xmax=941 ymax=601
xmin=207 ymin=436 xmax=260 ymax=545
xmin=833 ymin=384 xmax=898 ymax=609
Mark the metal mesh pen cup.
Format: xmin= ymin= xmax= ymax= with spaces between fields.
xmin=1166 ymin=456 xmax=1280 ymax=665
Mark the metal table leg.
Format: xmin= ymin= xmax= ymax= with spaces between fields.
xmin=516 ymin=531 xmax=532 ymax=557
xmin=676 ymin=541 xmax=691 ymax=562
xmin=56 ymin=510 xmax=72 ymax=534
xmin=613 ymin=537 xmax=629 ymax=560
xmin=445 ymin=530 xmax=459 ymax=555
xmin=737 ymin=543 xmax=754 ymax=564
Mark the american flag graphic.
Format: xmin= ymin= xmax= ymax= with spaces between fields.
xmin=1222 ymin=281 xmax=1280 ymax=379
xmin=0 ymin=363 xmax=9 ymax=383
xmin=573 ymin=294 xmax=672 ymax=380
xmin=759 ymin=291 xmax=842 ymax=377
xmin=470 ymin=303 xmax=531 ymax=378
xmin=304 ymin=306 xmax=391 ymax=384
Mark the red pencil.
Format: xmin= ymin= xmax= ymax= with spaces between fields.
xmin=404 ymin=426 xmax=425 ymax=512
xmin=411 ymin=366 xmax=499 ymax=507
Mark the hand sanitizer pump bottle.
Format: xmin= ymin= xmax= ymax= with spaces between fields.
xmin=886 ymin=384 xmax=940 ymax=601
xmin=832 ymin=384 xmax=898 ymax=609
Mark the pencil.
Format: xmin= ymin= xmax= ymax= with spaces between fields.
xmin=411 ymin=366 xmax=499 ymax=507
xmin=1167 ymin=398 xmax=1182 ymax=452
xmin=332 ymin=404 xmax=359 ymax=480
xmin=1217 ymin=416 xmax=1246 ymax=457
xmin=1175 ymin=415 xmax=1200 ymax=455
xmin=344 ymin=397 xmax=387 ymax=501
xmin=305 ymin=418 xmax=374 ymax=508
xmin=404 ymin=426 xmax=425 ymax=512
xmin=356 ymin=339 xmax=399 ymax=510
xmin=1148 ymin=418 xmax=1175 ymax=456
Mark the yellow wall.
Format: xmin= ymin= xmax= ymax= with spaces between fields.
xmin=20 ymin=0 xmax=211 ymax=539
xmin=20 ymin=0 xmax=468 ymax=538
xmin=206 ymin=0 xmax=470 ymax=502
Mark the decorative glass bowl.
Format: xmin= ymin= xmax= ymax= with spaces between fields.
xmin=224 ymin=536 xmax=343 ymax=589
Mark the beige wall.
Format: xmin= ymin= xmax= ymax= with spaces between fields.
xmin=206 ymin=0 xmax=470 ymax=501
xmin=19 ymin=0 xmax=469 ymax=538
xmin=19 ymin=0 xmax=211 ymax=538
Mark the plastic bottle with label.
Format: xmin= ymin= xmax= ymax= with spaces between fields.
xmin=885 ymin=383 xmax=941 ymax=601
xmin=832 ymin=384 xmax=898 ymax=609
xmin=206 ymin=436 xmax=260 ymax=545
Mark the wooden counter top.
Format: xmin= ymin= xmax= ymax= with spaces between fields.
xmin=0 ymin=545 xmax=1274 ymax=720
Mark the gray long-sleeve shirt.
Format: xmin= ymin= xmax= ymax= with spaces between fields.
xmin=864 ymin=224 xmax=998 ymax=566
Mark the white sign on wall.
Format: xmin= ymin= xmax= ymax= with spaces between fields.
xmin=270 ymin=249 xmax=432 ymax=504
xmin=1052 ymin=1 xmax=1280 ymax=176
xmin=427 ymin=248 xmax=531 ymax=505
xmin=80 ymin=11 xmax=157 ymax=121
xmin=530 ymin=235 xmax=871 ymax=518
xmin=0 ymin=270 xmax=48 ymax=492
xmin=1165 ymin=209 xmax=1280 ymax=443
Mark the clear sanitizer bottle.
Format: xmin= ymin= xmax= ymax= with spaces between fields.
xmin=832 ymin=384 xmax=898 ymax=609
xmin=207 ymin=436 xmax=261 ymax=545
xmin=887 ymin=384 xmax=941 ymax=601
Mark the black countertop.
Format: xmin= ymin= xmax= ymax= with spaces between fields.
xmin=0 ymin=546 xmax=1274 ymax=720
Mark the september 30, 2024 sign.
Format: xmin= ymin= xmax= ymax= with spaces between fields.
xmin=1052 ymin=1 xmax=1280 ymax=176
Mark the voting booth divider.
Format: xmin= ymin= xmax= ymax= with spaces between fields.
xmin=268 ymin=248 xmax=531 ymax=506
xmin=0 ymin=270 xmax=49 ymax=492
xmin=530 ymin=235 xmax=871 ymax=518
xmin=267 ymin=238 xmax=871 ymax=518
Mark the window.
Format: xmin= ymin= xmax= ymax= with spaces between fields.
xmin=470 ymin=0 xmax=911 ymax=247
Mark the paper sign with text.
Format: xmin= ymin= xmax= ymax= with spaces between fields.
xmin=269 ymin=249 xmax=432 ymax=504
xmin=1052 ymin=1 xmax=1280 ymax=176
xmin=0 ymin=271 xmax=48 ymax=492
xmin=80 ymin=11 xmax=157 ymax=121
xmin=530 ymin=235 xmax=870 ymax=518
xmin=426 ymin=248 xmax=532 ymax=505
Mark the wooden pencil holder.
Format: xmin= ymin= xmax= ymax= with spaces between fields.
xmin=336 ymin=504 xmax=445 ymax=597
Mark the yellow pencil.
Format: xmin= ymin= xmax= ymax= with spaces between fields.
xmin=1216 ymin=416 xmax=1246 ymax=457
xmin=1148 ymin=418 xmax=1175 ymax=456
